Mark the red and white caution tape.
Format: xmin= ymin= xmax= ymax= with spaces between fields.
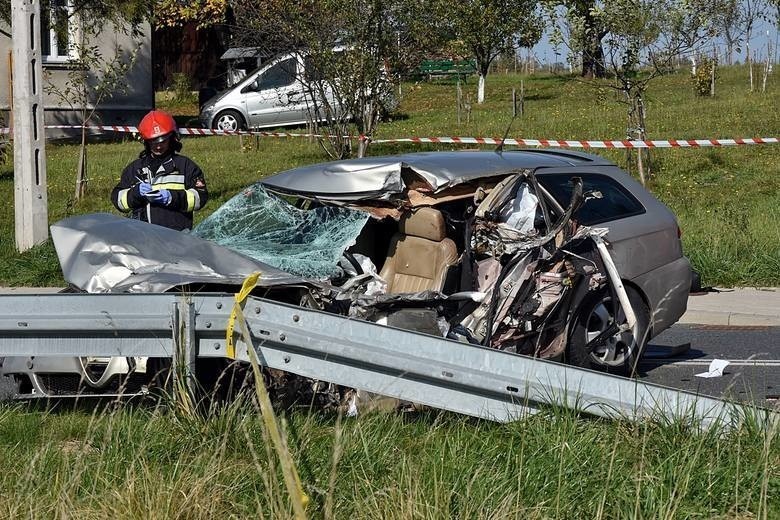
xmin=42 ymin=124 xmax=139 ymax=134
xmin=368 ymin=136 xmax=780 ymax=148
xmin=43 ymin=125 xmax=324 ymax=139
xmin=1 ymin=125 xmax=778 ymax=149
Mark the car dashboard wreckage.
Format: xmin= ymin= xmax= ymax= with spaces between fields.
xmin=4 ymin=151 xmax=693 ymax=409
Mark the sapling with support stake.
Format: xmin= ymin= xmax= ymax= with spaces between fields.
xmin=44 ymin=29 xmax=139 ymax=201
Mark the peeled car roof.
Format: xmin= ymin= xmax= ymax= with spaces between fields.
xmin=261 ymin=149 xmax=614 ymax=200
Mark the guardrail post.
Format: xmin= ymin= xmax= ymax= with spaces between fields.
xmin=170 ymin=296 xmax=197 ymax=412
xmin=181 ymin=295 xmax=197 ymax=393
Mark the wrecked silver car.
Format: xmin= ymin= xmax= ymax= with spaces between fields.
xmin=5 ymin=149 xmax=692 ymax=397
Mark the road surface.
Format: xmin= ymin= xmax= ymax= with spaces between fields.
xmin=641 ymin=324 xmax=779 ymax=408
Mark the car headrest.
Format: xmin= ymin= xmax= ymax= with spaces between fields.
xmin=400 ymin=207 xmax=447 ymax=241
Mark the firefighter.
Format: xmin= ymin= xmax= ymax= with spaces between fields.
xmin=111 ymin=110 xmax=208 ymax=231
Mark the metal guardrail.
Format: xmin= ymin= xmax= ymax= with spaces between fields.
xmin=0 ymin=293 xmax=773 ymax=428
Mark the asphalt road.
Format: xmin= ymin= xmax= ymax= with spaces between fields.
xmin=640 ymin=324 xmax=780 ymax=408
xmin=2 ymin=324 xmax=778 ymax=409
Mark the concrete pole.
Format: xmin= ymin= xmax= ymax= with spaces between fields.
xmin=11 ymin=0 xmax=49 ymax=251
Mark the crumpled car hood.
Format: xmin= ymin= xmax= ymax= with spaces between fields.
xmin=51 ymin=213 xmax=311 ymax=293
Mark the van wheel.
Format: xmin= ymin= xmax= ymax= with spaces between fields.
xmin=213 ymin=110 xmax=245 ymax=132
xmin=566 ymin=286 xmax=650 ymax=376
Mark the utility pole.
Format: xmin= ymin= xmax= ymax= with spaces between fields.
xmin=11 ymin=0 xmax=49 ymax=251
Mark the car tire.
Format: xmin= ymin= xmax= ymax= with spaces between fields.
xmin=212 ymin=110 xmax=246 ymax=132
xmin=566 ymin=285 xmax=650 ymax=376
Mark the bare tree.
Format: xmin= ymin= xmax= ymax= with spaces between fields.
xmin=44 ymin=14 xmax=140 ymax=200
xmin=711 ymin=0 xmax=746 ymax=65
xmin=742 ymin=0 xmax=770 ymax=91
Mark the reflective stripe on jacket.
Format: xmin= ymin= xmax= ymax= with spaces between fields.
xmin=110 ymin=152 xmax=209 ymax=231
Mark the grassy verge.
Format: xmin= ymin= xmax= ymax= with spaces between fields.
xmin=0 ymin=63 xmax=778 ymax=287
xmin=0 ymin=402 xmax=776 ymax=518
xmin=0 ymin=65 xmax=778 ymax=517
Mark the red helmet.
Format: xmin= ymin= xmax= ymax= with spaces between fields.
xmin=138 ymin=110 xmax=177 ymax=142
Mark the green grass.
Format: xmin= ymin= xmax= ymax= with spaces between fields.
xmin=1 ymin=64 xmax=778 ymax=286
xmin=0 ymin=401 xmax=776 ymax=519
xmin=1 ymin=65 xmax=779 ymax=517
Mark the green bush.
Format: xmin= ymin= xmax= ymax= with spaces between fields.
xmin=170 ymin=73 xmax=196 ymax=105
xmin=692 ymin=57 xmax=716 ymax=96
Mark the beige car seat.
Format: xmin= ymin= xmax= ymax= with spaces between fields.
xmin=378 ymin=207 xmax=458 ymax=294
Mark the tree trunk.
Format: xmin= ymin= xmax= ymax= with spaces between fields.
xmin=75 ymin=125 xmax=88 ymax=201
xmin=710 ymin=51 xmax=716 ymax=97
xmin=634 ymin=94 xmax=650 ymax=184
xmin=357 ymin=136 xmax=368 ymax=158
xmin=477 ymin=73 xmax=486 ymax=104
xmin=726 ymin=40 xmax=733 ymax=66
xmin=581 ymin=31 xmax=606 ymax=78
xmin=761 ymin=42 xmax=771 ymax=93
xmin=747 ymin=40 xmax=754 ymax=91
xmin=576 ymin=1 xmax=606 ymax=79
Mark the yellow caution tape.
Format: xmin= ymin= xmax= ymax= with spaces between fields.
xmin=225 ymin=271 xmax=262 ymax=359
xmin=227 ymin=272 xmax=310 ymax=517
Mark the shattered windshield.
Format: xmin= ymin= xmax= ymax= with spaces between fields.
xmin=193 ymin=184 xmax=369 ymax=279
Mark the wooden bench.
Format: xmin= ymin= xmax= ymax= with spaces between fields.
xmin=417 ymin=59 xmax=476 ymax=80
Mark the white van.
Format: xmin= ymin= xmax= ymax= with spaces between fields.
xmin=199 ymin=50 xmax=334 ymax=131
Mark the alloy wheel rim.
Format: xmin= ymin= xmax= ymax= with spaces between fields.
xmin=584 ymin=298 xmax=637 ymax=366
xmin=218 ymin=115 xmax=238 ymax=131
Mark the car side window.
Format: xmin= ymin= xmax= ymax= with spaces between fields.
xmin=304 ymin=50 xmax=345 ymax=82
xmin=257 ymin=58 xmax=297 ymax=90
xmin=538 ymin=173 xmax=645 ymax=225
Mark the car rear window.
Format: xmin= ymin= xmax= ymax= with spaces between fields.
xmin=538 ymin=173 xmax=645 ymax=225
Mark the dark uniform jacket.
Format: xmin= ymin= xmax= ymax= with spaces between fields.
xmin=111 ymin=152 xmax=208 ymax=231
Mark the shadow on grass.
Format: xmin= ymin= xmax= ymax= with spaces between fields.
xmin=523 ymin=92 xmax=559 ymax=101
xmin=13 ymin=394 xmax=155 ymax=416
xmin=173 ymin=115 xmax=201 ymax=129
xmin=384 ymin=112 xmax=410 ymax=122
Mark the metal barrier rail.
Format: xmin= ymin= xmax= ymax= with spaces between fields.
xmin=0 ymin=293 xmax=772 ymax=428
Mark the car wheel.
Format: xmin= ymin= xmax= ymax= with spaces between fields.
xmin=566 ymin=285 xmax=650 ymax=376
xmin=212 ymin=110 xmax=245 ymax=132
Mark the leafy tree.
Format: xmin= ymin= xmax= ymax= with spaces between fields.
xmin=544 ymin=1 xmax=608 ymax=78
xmin=232 ymin=0 xmax=445 ymax=158
xmin=1 ymin=0 xmax=151 ymax=29
xmin=443 ymin=0 xmax=543 ymax=103
xmin=1 ymin=0 xmax=228 ymax=28
xmin=549 ymin=0 xmax=716 ymax=184
xmin=154 ymin=0 xmax=229 ymax=28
